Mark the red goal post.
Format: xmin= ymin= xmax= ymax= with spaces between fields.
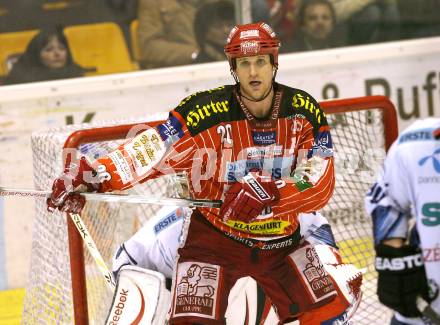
xmin=25 ymin=95 xmax=398 ymax=325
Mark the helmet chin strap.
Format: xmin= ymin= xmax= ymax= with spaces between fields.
xmin=232 ymin=67 xmax=278 ymax=103
xmin=239 ymin=84 xmax=273 ymax=102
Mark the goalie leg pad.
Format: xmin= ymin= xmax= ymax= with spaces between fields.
xmin=375 ymin=243 xmax=429 ymax=318
xmin=105 ymin=265 xmax=170 ymax=325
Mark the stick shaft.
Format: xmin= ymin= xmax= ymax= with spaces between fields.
xmin=417 ymin=296 xmax=440 ymax=325
xmin=0 ymin=186 xmax=117 ymax=290
xmin=69 ymin=213 xmax=116 ymax=290
xmin=0 ymin=186 xmax=222 ymax=208
xmin=0 ymin=187 xmax=50 ymax=198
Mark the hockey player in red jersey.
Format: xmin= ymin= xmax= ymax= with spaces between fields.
xmin=47 ymin=22 xmax=361 ymax=324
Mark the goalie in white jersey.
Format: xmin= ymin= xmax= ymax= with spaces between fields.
xmin=111 ymin=206 xmax=362 ymax=324
xmin=365 ymin=118 xmax=440 ymax=325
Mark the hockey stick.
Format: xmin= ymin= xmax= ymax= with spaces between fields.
xmin=69 ymin=212 xmax=116 ymax=290
xmin=0 ymin=186 xmax=222 ymax=208
xmin=417 ymin=296 xmax=440 ymax=325
xmin=0 ymin=190 xmax=118 ymax=289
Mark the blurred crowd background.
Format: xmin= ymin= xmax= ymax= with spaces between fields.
xmin=0 ymin=0 xmax=439 ymax=85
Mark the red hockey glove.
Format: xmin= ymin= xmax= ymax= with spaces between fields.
xmin=47 ymin=157 xmax=100 ymax=213
xmin=220 ymin=172 xmax=279 ymax=223
xmin=434 ymin=127 xmax=440 ymax=140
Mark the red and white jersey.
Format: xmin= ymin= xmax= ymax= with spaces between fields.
xmin=96 ymin=83 xmax=335 ymax=239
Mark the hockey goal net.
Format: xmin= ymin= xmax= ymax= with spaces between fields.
xmin=23 ymin=95 xmax=398 ymax=325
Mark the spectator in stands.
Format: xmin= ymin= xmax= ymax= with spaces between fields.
xmin=329 ymin=0 xmax=400 ymax=45
xmin=4 ymin=27 xmax=84 ymax=85
xmin=285 ymin=0 xmax=343 ymax=52
xmin=192 ymin=0 xmax=235 ymax=64
xmin=272 ymin=0 xmax=400 ymax=49
xmin=137 ymin=0 xmax=210 ymax=69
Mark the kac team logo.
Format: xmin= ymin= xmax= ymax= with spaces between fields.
xmin=418 ymin=147 xmax=440 ymax=174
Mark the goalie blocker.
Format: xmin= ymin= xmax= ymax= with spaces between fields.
xmin=375 ymin=243 xmax=430 ymax=318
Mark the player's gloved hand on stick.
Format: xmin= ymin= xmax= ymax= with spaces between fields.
xmin=220 ymin=172 xmax=279 ymax=223
xmin=47 ymin=157 xmax=101 ymax=213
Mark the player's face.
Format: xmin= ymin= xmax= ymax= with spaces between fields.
xmin=235 ymin=55 xmax=274 ymax=101
xmin=40 ymin=36 xmax=68 ymax=69
xmin=302 ymin=4 xmax=334 ymax=40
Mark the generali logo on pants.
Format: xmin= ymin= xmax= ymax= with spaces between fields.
xmin=173 ymin=262 xmax=221 ymax=319
xmin=288 ymin=245 xmax=337 ymax=303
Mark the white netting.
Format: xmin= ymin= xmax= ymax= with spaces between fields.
xmin=22 ymin=103 xmax=394 ymax=324
xmin=23 ymin=115 xmax=179 ymax=324
xmin=322 ymin=110 xmax=392 ymax=323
